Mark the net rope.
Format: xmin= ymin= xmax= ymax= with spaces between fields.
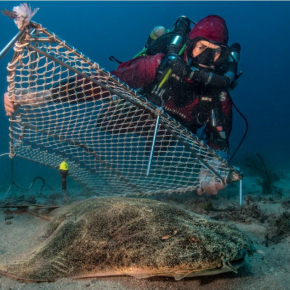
xmin=6 ymin=22 xmax=241 ymax=196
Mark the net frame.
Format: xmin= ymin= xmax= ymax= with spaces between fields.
xmin=6 ymin=21 xmax=241 ymax=197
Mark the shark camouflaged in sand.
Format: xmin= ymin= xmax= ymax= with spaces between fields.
xmin=0 ymin=197 xmax=255 ymax=282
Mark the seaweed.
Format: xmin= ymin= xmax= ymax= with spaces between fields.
xmin=184 ymin=196 xmax=216 ymax=214
xmin=26 ymin=195 xmax=37 ymax=204
xmin=203 ymin=200 xmax=214 ymax=212
xmin=4 ymin=210 xmax=14 ymax=221
xmin=282 ymin=199 xmax=290 ymax=209
xmin=265 ymin=211 xmax=290 ymax=244
xmin=244 ymin=153 xmax=276 ymax=194
xmin=210 ymin=202 xmax=267 ymax=223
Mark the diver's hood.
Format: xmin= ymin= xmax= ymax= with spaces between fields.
xmin=186 ymin=15 xmax=229 ymax=65
xmin=189 ymin=15 xmax=229 ymax=45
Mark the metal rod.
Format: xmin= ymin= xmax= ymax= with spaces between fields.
xmin=239 ymin=178 xmax=243 ymax=205
xmin=28 ymin=30 xmax=38 ymax=85
xmin=147 ymin=114 xmax=161 ymax=176
xmin=10 ymin=157 xmax=14 ymax=185
xmin=26 ymin=38 xmax=57 ymax=43
xmin=0 ymin=30 xmax=25 ymax=61
xmin=3 ymin=158 xmax=14 ymax=201
xmin=3 ymin=185 xmax=12 ymax=201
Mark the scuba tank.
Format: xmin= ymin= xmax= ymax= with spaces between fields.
xmin=116 ymin=16 xmax=193 ymax=63
xmin=111 ymin=25 xmax=168 ymax=63
xmin=133 ymin=26 xmax=168 ymax=59
xmin=145 ymin=26 xmax=168 ymax=49
xmin=166 ymin=16 xmax=192 ymax=55
xmin=138 ymin=16 xmax=193 ymax=57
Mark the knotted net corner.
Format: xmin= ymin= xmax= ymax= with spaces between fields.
xmin=6 ymin=22 xmax=241 ymax=196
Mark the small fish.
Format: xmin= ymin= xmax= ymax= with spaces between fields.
xmin=161 ymin=229 xmax=178 ymax=241
xmin=189 ymin=236 xmax=199 ymax=243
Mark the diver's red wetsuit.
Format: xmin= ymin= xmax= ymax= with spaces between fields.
xmin=110 ymin=53 xmax=233 ymax=153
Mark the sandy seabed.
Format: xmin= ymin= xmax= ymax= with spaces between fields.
xmin=0 ymin=174 xmax=289 ymax=290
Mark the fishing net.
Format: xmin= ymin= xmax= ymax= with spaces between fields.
xmin=6 ymin=21 xmax=241 ymax=196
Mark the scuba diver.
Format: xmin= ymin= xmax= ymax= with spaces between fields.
xmin=111 ymin=15 xmax=239 ymax=159
xmin=4 ymin=15 xmax=241 ymax=195
xmin=110 ymin=15 xmax=241 ymax=194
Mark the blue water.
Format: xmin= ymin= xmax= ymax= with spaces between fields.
xmin=0 ymin=1 xmax=289 ymax=191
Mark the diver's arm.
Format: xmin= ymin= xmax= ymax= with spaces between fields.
xmin=4 ymin=92 xmax=15 ymax=116
xmin=3 ymin=78 xmax=108 ymax=115
xmin=51 ymin=53 xmax=164 ymax=102
xmin=187 ymin=43 xmax=241 ymax=88
xmin=187 ymin=69 xmax=233 ymax=87
xmin=4 ymin=90 xmax=52 ymax=116
xmin=111 ymin=53 xmax=164 ymax=89
xmin=186 ymin=59 xmax=238 ymax=87
xmin=50 ymin=76 xmax=110 ymax=103
xmin=4 ymin=53 xmax=164 ymax=114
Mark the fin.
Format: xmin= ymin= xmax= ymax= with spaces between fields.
xmin=222 ymin=259 xmax=238 ymax=273
xmin=0 ymin=267 xmax=49 ymax=283
xmin=173 ymin=270 xmax=194 ymax=281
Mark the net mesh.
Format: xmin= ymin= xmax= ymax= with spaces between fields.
xmin=6 ymin=22 xmax=241 ymax=196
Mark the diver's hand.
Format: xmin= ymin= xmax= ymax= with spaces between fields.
xmin=197 ymin=158 xmax=226 ymax=195
xmin=4 ymin=89 xmax=52 ymax=116
xmin=167 ymin=54 xmax=186 ymax=78
xmin=4 ymin=92 xmax=16 ymax=116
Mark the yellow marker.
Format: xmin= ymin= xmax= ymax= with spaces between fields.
xmin=59 ymin=161 xmax=69 ymax=171
xmin=59 ymin=161 xmax=69 ymax=202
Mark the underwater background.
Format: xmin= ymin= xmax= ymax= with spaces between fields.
xmin=0 ymin=1 xmax=289 ymax=194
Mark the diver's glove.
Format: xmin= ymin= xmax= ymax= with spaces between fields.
xmin=185 ymin=67 xmax=213 ymax=85
xmin=186 ymin=67 xmax=232 ymax=87
xmin=197 ymin=157 xmax=226 ymax=195
xmin=167 ymin=54 xmax=187 ymax=80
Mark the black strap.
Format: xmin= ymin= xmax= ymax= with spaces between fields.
xmin=109 ymin=56 xmax=122 ymax=64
